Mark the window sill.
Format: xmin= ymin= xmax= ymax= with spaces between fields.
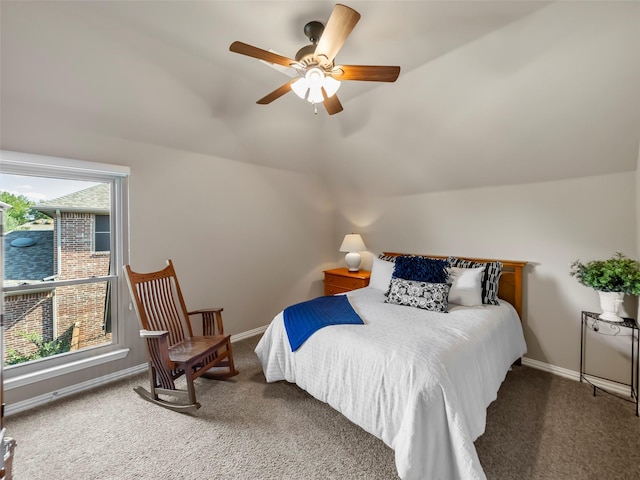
xmin=4 ymin=348 xmax=130 ymax=390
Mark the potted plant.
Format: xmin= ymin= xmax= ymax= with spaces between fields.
xmin=570 ymin=252 xmax=640 ymax=322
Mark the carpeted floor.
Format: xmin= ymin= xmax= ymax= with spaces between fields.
xmin=5 ymin=336 xmax=640 ymax=479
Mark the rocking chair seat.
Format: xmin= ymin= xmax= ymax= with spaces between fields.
xmin=168 ymin=335 xmax=237 ymax=379
xmin=169 ymin=335 xmax=227 ymax=364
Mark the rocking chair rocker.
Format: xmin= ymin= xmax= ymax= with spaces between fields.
xmin=125 ymin=260 xmax=238 ymax=412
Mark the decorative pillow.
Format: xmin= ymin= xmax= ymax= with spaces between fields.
xmin=448 ymin=266 xmax=484 ymax=306
xmin=447 ymin=257 xmax=503 ymax=305
xmin=385 ymin=278 xmax=451 ymax=312
xmin=392 ymin=255 xmax=450 ymax=284
xmin=369 ymin=257 xmax=395 ymax=291
xmin=378 ymin=253 xmax=398 ymax=263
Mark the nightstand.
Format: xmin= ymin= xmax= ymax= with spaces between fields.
xmin=324 ymin=268 xmax=371 ymax=296
xmin=579 ymin=311 xmax=639 ymax=416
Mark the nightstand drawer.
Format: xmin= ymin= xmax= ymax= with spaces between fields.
xmin=325 ymin=285 xmax=351 ymax=295
xmin=323 ymin=268 xmax=371 ymax=296
xmin=325 ymin=273 xmax=366 ymax=290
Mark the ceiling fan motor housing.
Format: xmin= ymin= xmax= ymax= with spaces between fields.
xmin=295 ymin=44 xmax=317 ymax=65
xmin=296 ymin=21 xmax=333 ymax=70
xmin=304 ymin=21 xmax=324 ymax=44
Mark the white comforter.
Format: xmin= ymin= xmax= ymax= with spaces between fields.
xmin=255 ymin=287 xmax=527 ymax=480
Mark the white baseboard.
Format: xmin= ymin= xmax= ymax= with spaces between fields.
xmin=521 ymin=357 xmax=633 ymax=398
xmin=4 ymin=348 xmax=131 ymax=391
xmin=231 ymin=325 xmax=267 ymax=342
xmin=5 ymin=327 xmax=268 ymax=417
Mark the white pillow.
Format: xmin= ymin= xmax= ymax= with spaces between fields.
xmin=448 ymin=266 xmax=484 ymax=306
xmin=369 ymin=257 xmax=395 ymax=291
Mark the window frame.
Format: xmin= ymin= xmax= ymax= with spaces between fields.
xmin=0 ymin=150 xmax=130 ymax=389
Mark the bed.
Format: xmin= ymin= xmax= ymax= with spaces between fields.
xmin=255 ymin=253 xmax=527 ymax=480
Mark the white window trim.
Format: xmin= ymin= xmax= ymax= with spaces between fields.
xmin=1 ymin=150 xmax=131 ymax=388
xmin=3 ymin=348 xmax=130 ymax=390
xmin=0 ymin=150 xmax=129 ymax=179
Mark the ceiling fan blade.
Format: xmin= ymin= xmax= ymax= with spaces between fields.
xmin=230 ymin=41 xmax=296 ymax=68
xmin=322 ymin=91 xmax=343 ymax=115
xmin=314 ymin=4 xmax=361 ymax=65
xmin=256 ymin=79 xmax=296 ymax=105
xmin=332 ymin=65 xmax=401 ymax=82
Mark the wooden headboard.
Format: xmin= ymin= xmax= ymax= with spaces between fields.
xmin=382 ymin=253 xmax=527 ymax=319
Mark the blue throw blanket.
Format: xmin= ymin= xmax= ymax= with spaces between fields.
xmin=283 ymin=295 xmax=364 ymax=352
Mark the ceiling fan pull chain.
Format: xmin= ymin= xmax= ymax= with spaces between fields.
xmin=314 ymin=104 xmax=318 ymax=115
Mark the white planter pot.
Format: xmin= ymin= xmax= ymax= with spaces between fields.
xmin=598 ymin=291 xmax=625 ymax=322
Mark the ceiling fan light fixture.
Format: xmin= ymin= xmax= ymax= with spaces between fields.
xmin=307 ymin=85 xmax=325 ymax=104
xmin=306 ymin=67 xmax=324 ymax=87
xmin=322 ymin=75 xmax=341 ymax=98
xmin=291 ymin=67 xmax=341 ymax=105
xmin=291 ymin=78 xmax=309 ymax=100
xmin=306 ymin=67 xmax=325 ymax=103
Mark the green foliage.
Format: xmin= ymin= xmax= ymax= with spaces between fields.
xmin=0 ymin=190 xmax=48 ymax=232
xmin=570 ymin=253 xmax=640 ymax=295
xmin=4 ymin=325 xmax=75 ymax=366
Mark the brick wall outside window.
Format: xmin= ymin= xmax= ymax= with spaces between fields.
xmin=4 ymin=291 xmax=54 ymax=357
xmin=55 ymin=212 xmax=111 ymax=350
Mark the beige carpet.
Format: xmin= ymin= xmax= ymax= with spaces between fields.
xmin=5 ymin=336 xmax=640 ymax=479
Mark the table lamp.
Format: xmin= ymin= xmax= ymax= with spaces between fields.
xmin=339 ymin=234 xmax=367 ymax=272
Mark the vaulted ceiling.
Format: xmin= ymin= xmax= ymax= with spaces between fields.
xmin=2 ymin=1 xmax=639 ymax=197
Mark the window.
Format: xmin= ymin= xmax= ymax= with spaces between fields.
xmin=1 ymin=150 xmax=129 ymax=386
xmin=94 ymin=215 xmax=110 ymax=252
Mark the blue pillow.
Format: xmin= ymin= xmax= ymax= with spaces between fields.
xmin=393 ymin=255 xmax=450 ymax=283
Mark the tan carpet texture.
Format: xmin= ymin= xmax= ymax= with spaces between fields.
xmin=6 ymin=336 xmax=640 ymax=479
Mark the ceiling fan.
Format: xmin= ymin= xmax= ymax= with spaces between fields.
xmin=229 ymin=3 xmax=400 ymax=115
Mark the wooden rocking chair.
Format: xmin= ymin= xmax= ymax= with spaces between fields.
xmin=124 ymin=260 xmax=238 ymax=413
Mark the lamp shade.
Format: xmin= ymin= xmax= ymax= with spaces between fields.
xmin=339 ymin=234 xmax=366 ymax=253
xmin=339 ymin=234 xmax=367 ymax=272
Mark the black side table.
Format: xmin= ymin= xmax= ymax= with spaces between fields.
xmin=580 ymin=311 xmax=639 ymax=416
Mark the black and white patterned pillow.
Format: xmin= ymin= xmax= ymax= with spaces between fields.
xmin=447 ymin=256 xmax=502 ymax=305
xmin=378 ymin=253 xmax=398 ymax=263
xmin=385 ymin=278 xmax=450 ymax=312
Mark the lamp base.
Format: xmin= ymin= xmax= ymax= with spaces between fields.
xmin=344 ymin=252 xmax=362 ymax=272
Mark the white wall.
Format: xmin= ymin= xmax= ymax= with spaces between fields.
xmin=125 ymin=148 xmax=336 ymax=332
xmin=336 ymin=171 xmax=637 ymax=382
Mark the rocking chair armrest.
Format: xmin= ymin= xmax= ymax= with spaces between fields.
xmin=139 ymin=330 xmax=172 ymax=375
xmin=139 ymin=330 xmax=169 ymax=338
xmin=188 ymin=308 xmax=225 ymax=336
